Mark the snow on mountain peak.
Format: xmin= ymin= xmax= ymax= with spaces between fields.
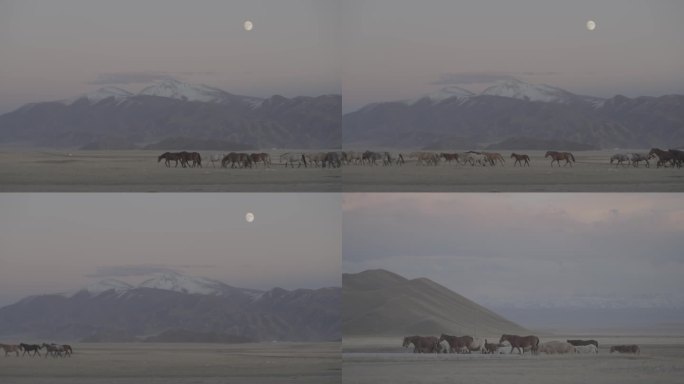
xmin=138 ymin=271 xmax=231 ymax=295
xmin=65 ymin=87 xmax=133 ymax=105
xmin=480 ymin=79 xmax=577 ymax=103
xmin=138 ymin=79 xmax=231 ymax=103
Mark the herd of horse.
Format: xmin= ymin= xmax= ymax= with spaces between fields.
xmin=157 ymin=147 xmax=684 ymax=170
xmin=0 ymin=342 xmax=73 ymax=358
xmin=402 ymin=334 xmax=639 ymax=356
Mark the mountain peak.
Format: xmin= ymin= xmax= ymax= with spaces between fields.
xmin=69 ymin=87 xmax=133 ymax=104
xmin=138 ymin=271 xmax=230 ymax=295
xmin=480 ymin=79 xmax=578 ymax=103
xmin=81 ymin=278 xmax=133 ymax=294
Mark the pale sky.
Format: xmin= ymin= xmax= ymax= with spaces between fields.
xmin=0 ymin=193 xmax=341 ymax=307
xmin=341 ymin=0 xmax=684 ymax=112
xmin=0 ymin=0 xmax=340 ymax=113
xmin=343 ymin=193 xmax=684 ymax=310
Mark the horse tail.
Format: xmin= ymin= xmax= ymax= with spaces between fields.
xmin=570 ymin=153 xmax=576 ymax=162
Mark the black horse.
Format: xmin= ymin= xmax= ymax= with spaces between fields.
xmin=19 ymin=343 xmax=42 ymax=357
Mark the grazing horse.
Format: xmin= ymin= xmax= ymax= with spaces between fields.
xmin=545 ymin=151 xmax=575 ymax=167
xmin=648 ymin=148 xmax=674 ymax=168
xmin=610 ymin=344 xmax=640 ymax=354
xmin=539 ymin=341 xmax=575 ymax=354
xmin=574 ymin=345 xmax=598 ymax=354
xmin=567 ymin=339 xmax=599 ymax=350
xmin=610 ymin=154 xmax=630 ymax=167
xmin=402 ymin=336 xmax=440 ymax=353
xmin=499 ymin=334 xmax=540 ymax=355
xmin=19 ymin=343 xmax=42 ymax=357
xmin=630 ymin=153 xmax=650 ymax=168
xmin=280 ymin=152 xmax=307 ymax=168
xmin=483 ymin=339 xmax=500 ymax=354
xmin=1 ymin=343 xmax=21 ymax=357
xmin=439 ymin=334 xmax=473 ymax=354
xmin=510 ymin=153 xmax=530 ymax=167
xmin=157 ymin=152 xmax=182 ymax=168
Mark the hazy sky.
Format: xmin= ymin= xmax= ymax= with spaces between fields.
xmin=0 ymin=0 xmax=340 ymax=113
xmin=0 ymin=193 xmax=341 ymax=307
xmin=342 ymin=0 xmax=684 ymax=111
xmin=343 ymin=193 xmax=684 ymax=309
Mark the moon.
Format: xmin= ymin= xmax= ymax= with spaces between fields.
xmin=245 ymin=212 xmax=255 ymax=223
xmin=586 ymin=20 xmax=596 ymax=31
xmin=243 ymin=20 xmax=253 ymax=31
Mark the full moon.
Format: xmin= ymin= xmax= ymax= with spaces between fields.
xmin=586 ymin=20 xmax=596 ymax=31
xmin=245 ymin=212 xmax=255 ymax=223
xmin=243 ymin=20 xmax=253 ymax=31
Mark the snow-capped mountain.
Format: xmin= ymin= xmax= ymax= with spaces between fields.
xmin=480 ymin=78 xmax=582 ymax=103
xmin=137 ymin=271 xmax=262 ymax=297
xmin=138 ymin=78 xmax=263 ymax=105
xmin=407 ymin=86 xmax=475 ymax=104
xmin=68 ymin=86 xmax=133 ymax=104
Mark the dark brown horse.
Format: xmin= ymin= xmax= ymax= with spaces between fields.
xmin=510 ymin=153 xmax=530 ymax=167
xmin=19 ymin=343 xmax=42 ymax=357
xmin=402 ymin=336 xmax=440 ymax=353
xmin=158 ymin=152 xmax=182 ymax=168
xmin=440 ymin=153 xmax=460 ymax=164
xmin=439 ymin=334 xmax=473 ymax=354
xmin=545 ymin=151 xmax=575 ymax=167
xmin=499 ymin=334 xmax=540 ymax=355
xmin=610 ymin=344 xmax=639 ymax=354
xmin=567 ymin=339 xmax=599 ymax=350
xmin=648 ymin=148 xmax=674 ymax=168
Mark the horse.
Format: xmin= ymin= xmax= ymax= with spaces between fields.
xmin=409 ymin=152 xmax=439 ymax=166
xmin=610 ymin=344 xmax=640 ymax=354
xmin=574 ymin=345 xmax=598 ymax=354
xmin=341 ymin=151 xmax=363 ymax=165
xmin=157 ymin=152 xmax=182 ymax=168
xmin=440 ymin=153 xmax=460 ymax=164
xmin=545 ymin=151 xmax=575 ymax=167
xmin=304 ymin=152 xmax=327 ymax=167
xmin=510 ymin=153 xmax=530 ymax=167
xmin=467 ymin=338 xmax=485 ymax=353
xmin=458 ymin=152 xmax=476 ymax=166
xmin=402 ymin=336 xmax=440 ymax=353
xmin=630 ymin=153 xmax=650 ymax=168
xmin=482 ymin=152 xmax=505 ymax=166
xmin=208 ymin=153 xmax=225 ymax=168
xmin=466 ymin=151 xmax=489 ymax=166
xmin=322 ymin=152 xmax=341 ymax=168
xmin=567 ymin=339 xmax=599 ymax=349
xmin=41 ymin=343 xmax=65 ymax=358
xmin=499 ymin=334 xmax=540 ymax=355
xmin=610 ymin=154 xmax=630 ymax=167
xmin=280 ymin=152 xmax=307 ymax=168
xmin=361 ymin=151 xmax=384 ymax=166
xmin=1 ymin=343 xmax=21 ymax=357
xmin=439 ymin=334 xmax=473 ymax=354
xmin=179 ymin=151 xmax=201 ymax=168
xmin=19 ymin=343 xmax=42 ymax=357
xmin=669 ymin=149 xmax=684 ymax=168
xmin=396 ymin=153 xmax=405 ymax=166
xmin=539 ymin=341 xmax=575 ymax=354
xmin=648 ymin=148 xmax=674 ymax=168
xmin=483 ymin=339 xmax=500 ymax=354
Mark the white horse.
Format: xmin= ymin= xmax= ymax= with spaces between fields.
xmin=304 ymin=152 xmax=327 ymax=167
xmin=539 ymin=341 xmax=575 ymax=355
xmin=280 ymin=152 xmax=307 ymax=168
xmin=630 ymin=153 xmax=650 ymax=168
xmin=574 ymin=344 xmax=598 ymax=354
xmin=610 ymin=153 xmax=631 ymax=167
xmin=209 ymin=153 xmax=225 ymax=168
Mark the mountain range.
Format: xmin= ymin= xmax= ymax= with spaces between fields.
xmin=0 ymin=79 xmax=341 ymax=149
xmin=0 ymin=272 xmax=340 ymax=342
xmin=344 ymin=79 xmax=684 ymax=149
xmin=343 ymin=269 xmax=526 ymax=337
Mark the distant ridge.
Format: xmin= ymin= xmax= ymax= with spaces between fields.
xmin=343 ymin=269 xmax=527 ymax=336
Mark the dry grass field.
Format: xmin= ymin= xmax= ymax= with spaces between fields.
xmin=0 ymin=342 xmax=340 ymax=384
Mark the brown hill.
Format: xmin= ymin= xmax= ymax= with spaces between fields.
xmin=343 ymin=269 xmax=527 ymax=337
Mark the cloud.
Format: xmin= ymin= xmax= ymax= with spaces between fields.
xmin=88 ymin=71 xmax=217 ymax=85
xmin=431 ymin=71 xmax=561 ymax=85
xmin=85 ymin=264 xmax=214 ymax=278
xmin=431 ymin=72 xmax=519 ymax=85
